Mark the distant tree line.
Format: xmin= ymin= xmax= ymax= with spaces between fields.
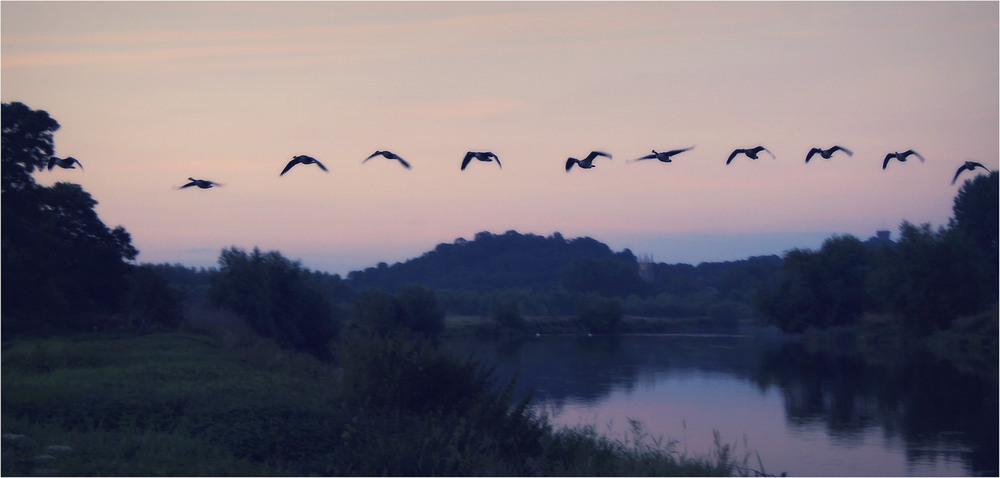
xmin=756 ymin=172 xmax=998 ymax=336
xmin=345 ymin=229 xmax=782 ymax=320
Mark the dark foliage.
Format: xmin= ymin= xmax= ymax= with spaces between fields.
xmin=1 ymin=101 xmax=59 ymax=193
xmin=120 ymin=265 xmax=184 ymax=330
xmin=352 ymin=284 xmax=445 ymax=337
xmin=346 ymin=228 xmax=781 ymax=321
xmin=493 ymin=299 xmax=526 ymax=330
xmin=209 ymin=247 xmax=340 ymax=359
xmin=576 ymin=297 xmax=623 ymax=334
xmin=2 ymin=102 xmax=138 ymax=330
xmin=561 ymin=257 xmax=645 ymax=297
xmin=348 ymin=230 xmax=638 ymax=292
xmin=335 ymin=332 xmax=547 ymax=474
xmin=759 ymin=173 xmax=998 ymax=335
xmin=757 ymin=235 xmax=875 ymax=332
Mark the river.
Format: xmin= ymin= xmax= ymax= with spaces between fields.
xmin=445 ymin=331 xmax=997 ymax=476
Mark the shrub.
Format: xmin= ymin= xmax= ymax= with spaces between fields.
xmin=208 ymin=247 xmax=339 ymax=359
xmin=492 ymin=299 xmax=526 ymax=330
xmin=120 ymin=265 xmax=184 ymax=330
xmin=577 ymin=297 xmax=622 ymax=334
xmin=353 ymin=285 xmax=444 ymax=338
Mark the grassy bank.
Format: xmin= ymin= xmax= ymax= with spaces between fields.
xmin=2 ymin=330 xmax=748 ymax=476
xmin=442 ymin=314 xmax=745 ymax=338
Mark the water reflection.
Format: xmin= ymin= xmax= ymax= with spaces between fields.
xmin=446 ymin=333 xmax=997 ymax=476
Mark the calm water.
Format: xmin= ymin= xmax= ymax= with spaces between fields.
xmin=445 ymin=332 xmax=998 ymax=476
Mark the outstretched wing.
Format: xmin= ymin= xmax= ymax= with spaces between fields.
xmin=633 ymin=153 xmax=656 ymax=162
xmin=585 ymin=151 xmax=611 ymax=162
xmin=726 ymin=149 xmax=743 ymax=165
xmin=762 ymin=147 xmax=775 ymax=159
xmin=493 ymin=155 xmax=502 ymax=169
xmin=952 ymin=165 xmax=966 ymax=185
xmin=280 ymin=158 xmax=300 ymax=175
xmin=882 ymin=153 xmax=896 ymax=170
xmin=805 ymin=148 xmax=820 ymax=163
xmin=47 ymin=157 xmax=57 ymax=170
xmin=461 ymin=152 xmax=474 ymax=170
xmin=313 ymin=159 xmax=328 ymax=172
xmin=363 ymin=151 xmax=382 ymax=163
xmin=830 ymin=145 xmax=852 ymax=156
xmin=179 ymin=180 xmax=197 ymax=189
xmin=70 ymin=158 xmax=84 ymax=171
xmin=667 ymin=146 xmax=693 ymax=156
xmin=565 ymin=157 xmax=579 ymax=171
xmin=394 ymin=156 xmax=411 ymax=169
xmin=904 ymin=150 xmax=925 ymax=163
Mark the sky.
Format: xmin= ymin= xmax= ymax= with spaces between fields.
xmin=2 ymin=1 xmax=997 ymax=276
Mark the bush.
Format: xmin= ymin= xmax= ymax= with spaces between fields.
xmin=120 ymin=265 xmax=184 ymax=330
xmin=208 ymin=247 xmax=339 ymax=359
xmin=353 ymin=285 xmax=444 ymax=337
xmin=577 ymin=297 xmax=622 ymax=334
xmin=492 ymin=299 xmax=526 ymax=330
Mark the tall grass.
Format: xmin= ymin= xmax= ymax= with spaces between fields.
xmin=3 ymin=331 xmax=749 ymax=476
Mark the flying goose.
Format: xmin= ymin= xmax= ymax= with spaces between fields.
xmin=281 ymin=155 xmax=328 ymax=176
xmin=47 ymin=156 xmax=83 ymax=171
xmin=952 ymin=161 xmax=991 ymax=184
xmin=726 ymin=146 xmax=775 ymax=165
xmin=363 ymin=151 xmax=411 ymax=169
xmin=805 ymin=146 xmax=852 ymax=163
xmin=179 ymin=178 xmax=221 ymax=189
xmin=632 ymin=147 xmax=694 ymax=163
xmin=566 ymin=151 xmax=612 ymax=171
xmin=461 ymin=151 xmax=501 ymax=170
xmin=882 ymin=150 xmax=925 ymax=170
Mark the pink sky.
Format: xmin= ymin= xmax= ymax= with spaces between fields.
xmin=3 ymin=2 xmax=997 ymax=275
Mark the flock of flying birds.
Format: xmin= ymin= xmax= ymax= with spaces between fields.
xmin=44 ymin=145 xmax=992 ymax=189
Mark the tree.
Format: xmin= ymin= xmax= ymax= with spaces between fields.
xmin=353 ymin=285 xmax=445 ymax=337
xmin=2 ymin=101 xmax=59 ymax=193
xmin=209 ymin=247 xmax=340 ymax=358
xmin=561 ymin=257 xmax=645 ymax=297
xmin=493 ymin=299 xmax=526 ymax=331
xmin=869 ymin=221 xmax=993 ymax=333
xmin=395 ymin=284 xmax=445 ymax=336
xmin=757 ymin=235 xmax=874 ymax=332
xmin=2 ymin=102 xmax=138 ymax=329
xmin=577 ymin=297 xmax=623 ymax=334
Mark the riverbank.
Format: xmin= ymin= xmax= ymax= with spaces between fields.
xmin=2 ymin=330 xmax=745 ymax=476
xmin=442 ymin=314 xmax=749 ymax=338
xmin=797 ymin=305 xmax=998 ymax=378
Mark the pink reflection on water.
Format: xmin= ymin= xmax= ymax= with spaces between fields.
xmin=536 ymin=373 xmax=969 ymax=476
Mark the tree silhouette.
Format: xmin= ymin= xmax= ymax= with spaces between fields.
xmin=209 ymin=247 xmax=340 ymax=359
xmin=950 ymin=171 xmax=998 ymax=264
xmin=2 ymin=101 xmax=59 ymax=193
xmin=2 ymin=102 xmax=138 ymax=329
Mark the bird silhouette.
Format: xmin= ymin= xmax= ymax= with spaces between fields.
xmin=280 ymin=155 xmax=328 ymax=176
xmin=566 ymin=151 xmax=612 ymax=171
xmin=179 ymin=178 xmax=221 ymax=189
xmin=727 ymin=146 xmax=774 ymax=165
xmin=632 ymin=147 xmax=694 ymax=163
xmin=47 ymin=156 xmax=83 ymax=171
xmin=364 ymin=150 xmax=411 ymax=169
xmin=882 ymin=150 xmax=925 ymax=170
xmin=805 ymin=146 xmax=852 ymax=163
xmin=461 ymin=151 xmax=501 ymax=170
xmin=952 ymin=161 xmax=991 ymax=184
